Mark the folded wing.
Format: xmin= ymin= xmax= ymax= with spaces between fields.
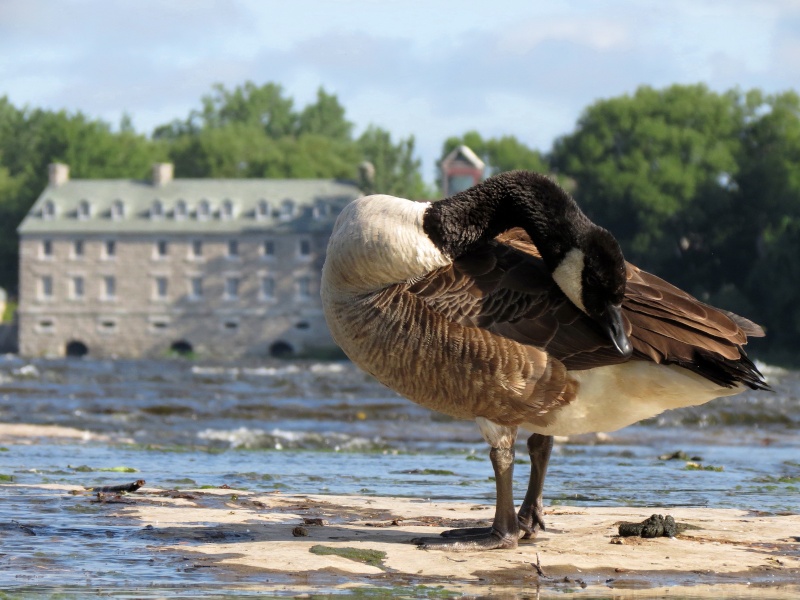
xmin=406 ymin=228 xmax=768 ymax=391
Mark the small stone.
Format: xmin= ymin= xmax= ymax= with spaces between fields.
xmin=292 ymin=526 xmax=309 ymax=537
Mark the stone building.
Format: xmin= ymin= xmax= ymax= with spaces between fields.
xmin=16 ymin=163 xmax=362 ymax=359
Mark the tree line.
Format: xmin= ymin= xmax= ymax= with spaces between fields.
xmin=1 ymin=82 xmax=798 ymax=362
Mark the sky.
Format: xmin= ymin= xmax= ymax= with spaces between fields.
xmin=2 ymin=0 xmax=799 ymax=183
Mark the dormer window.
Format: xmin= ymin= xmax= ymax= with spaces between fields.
xmin=174 ymin=199 xmax=187 ymax=220
xmin=313 ymin=202 xmax=329 ymax=219
xmin=280 ymin=199 xmax=295 ymax=221
xmin=197 ymin=199 xmax=210 ymax=221
xmin=151 ymin=199 xmax=164 ymax=220
xmin=256 ymin=199 xmax=270 ymax=220
xmin=221 ymin=199 xmax=235 ymax=220
xmin=43 ymin=199 xmax=56 ymax=220
xmin=111 ymin=199 xmax=125 ymax=220
xmin=78 ymin=199 xmax=91 ymax=220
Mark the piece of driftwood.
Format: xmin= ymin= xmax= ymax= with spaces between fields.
xmin=87 ymin=479 xmax=145 ymax=494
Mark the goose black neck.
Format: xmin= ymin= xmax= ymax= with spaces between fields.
xmin=423 ymin=171 xmax=593 ymax=271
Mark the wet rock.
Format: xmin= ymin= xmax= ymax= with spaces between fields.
xmin=292 ymin=526 xmax=309 ymax=537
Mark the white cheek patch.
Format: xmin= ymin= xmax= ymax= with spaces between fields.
xmin=552 ymin=248 xmax=586 ymax=313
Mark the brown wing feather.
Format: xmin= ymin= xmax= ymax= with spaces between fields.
xmin=408 ymin=230 xmax=768 ymax=391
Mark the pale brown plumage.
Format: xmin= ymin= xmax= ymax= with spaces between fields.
xmin=328 ymin=226 xmax=765 ymax=435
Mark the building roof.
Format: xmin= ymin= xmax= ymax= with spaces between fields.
xmin=18 ymin=178 xmax=362 ymax=236
xmin=441 ymin=144 xmax=485 ymax=171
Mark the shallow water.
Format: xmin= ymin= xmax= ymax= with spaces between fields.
xmin=0 ymin=356 xmax=798 ymax=596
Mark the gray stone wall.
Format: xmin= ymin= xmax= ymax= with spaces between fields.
xmin=18 ymin=232 xmax=335 ymax=359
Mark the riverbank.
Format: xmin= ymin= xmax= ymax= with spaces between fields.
xmin=6 ymin=482 xmax=799 ymax=598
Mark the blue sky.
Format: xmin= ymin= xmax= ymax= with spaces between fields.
xmin=2 ymin=0 xmax=799 ymax=182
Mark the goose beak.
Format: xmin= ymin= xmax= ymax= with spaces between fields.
xmin=600 ymin=305 xmax=633 ymax=358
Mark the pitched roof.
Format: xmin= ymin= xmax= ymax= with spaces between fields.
xmin=441 ymin=144 xmax=485 ymax=170
xmin=18 ymin=178 xmax=362 ymax=235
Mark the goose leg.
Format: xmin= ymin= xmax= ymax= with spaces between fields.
xmin=413 ymin=446 xmax=520 ymax=550
xmin=517 ymin=433 xmax=553 ymax=538
xmin=413 ymin=420 xmax=519 ymax=550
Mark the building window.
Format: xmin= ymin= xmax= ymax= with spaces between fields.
xmin=260 ymin=276 xmax=275 ymax=300
xmin=280 ymin=199 xmax=295 ymax=220
xmin=296 ymin=275 xmax=311 ymax=300
xmin=156 ymin=240 xmax=168 ymax=258
xmin=298 ymin=239 xmax=311 ymax=256
xmin=175 ymin=199 xmax=187 ymax=220
xmin=221 ymin=199 xmax=234 ymax=220
xmin=197 ymin=199 xmax=210 ymax=220
xmin=256 ymin=199 xmax=270 ymax=220
xmin=111 ymin=199 xmax=125 ymax=220
xmin=227 ymin=240 xmax=239 ymax=258
xmin=78 ymin=199 xmax=91 ymax=220
xmin=37 ymin=319 xmax=55 ymax=333
xmin=40 ymin=275 xmax=53 ymax=299
xmin=154 ymin=277 xmax=168 ymax=300
xmin=73 ymin=239 xmax=84 ymax=258
xmin=99 ymin=318 xmax=117 ymax=333
xmin=189 ymin=277 xmax=203 ymax=299
xmin=151 ymin=199 xmax=164 ymax=219
xmin=103 ymin=276 xmax=116 ymax=300
xmin=149 ymin=319 xmax=169 ymax=333
xmin=42 ymin=239 xmax=53 ymax=258
xmin=72 ymin=276 xmax=84 ymax=300
xmin=104 ymin=240 xmax=116 ymax=259
xmin=191 ymin=240 xmax=203 ymax=258
xmin=262 ymin=239 xmax=275 ymax=257
xmin=43 ymin=199 xmax=56 ymax=219
xmin=224 ymin=277 xmax=240 ymax=299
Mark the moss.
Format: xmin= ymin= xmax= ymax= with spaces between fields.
xmin=401 ymin=468 xmax=455 ymax=476
xmin=1 ymin=300 xmax=16 ymax=323
xmin=309 ymin=545 xmax=387 ymax=569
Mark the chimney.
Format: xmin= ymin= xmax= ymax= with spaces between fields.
xmin=48 ymin=163 xmax=69 ymax=187
xmin=152 ymin=163 xmax=174 ymax=186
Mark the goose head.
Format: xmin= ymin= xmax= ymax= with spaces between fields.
xmin=552 ymin=227 xmax=632 ymax=357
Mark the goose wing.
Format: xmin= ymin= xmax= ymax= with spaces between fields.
xmin=407 ymin=228 xmax=768 ymax=390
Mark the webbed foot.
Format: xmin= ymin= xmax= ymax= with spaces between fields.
xmin=412 ymin=527 xmax=518 ymax=550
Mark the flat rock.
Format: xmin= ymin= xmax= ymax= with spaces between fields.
xmin=118 ymin=490 xmax=800 ymax=596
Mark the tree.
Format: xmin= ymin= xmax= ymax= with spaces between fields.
xmin=550 ymin=85 xmax=743 ymax=283
xmin=155 ymin=81 xmax=298 ymax=140
xmin=357 ymin=126 xmax=430 ymax=199
xmin=297 ymin=88 xmax=353 ymax=141
xmin=0 ymin=97 xmax=162 ymax=293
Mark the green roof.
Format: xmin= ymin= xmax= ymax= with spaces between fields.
xmin=18 ymin=178 xmax=362 ymax=235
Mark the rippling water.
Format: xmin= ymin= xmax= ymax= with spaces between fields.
xmin=0 ymin=355 xmax=798 ymax=596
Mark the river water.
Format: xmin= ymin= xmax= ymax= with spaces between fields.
xmin=0 ymin=355 xmax=798 ymax=597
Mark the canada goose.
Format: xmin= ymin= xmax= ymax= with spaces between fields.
xmin=321 ymin=170 xmax=769 ymax=551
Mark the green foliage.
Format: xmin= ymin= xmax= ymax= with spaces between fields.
xmin=0 ymin=82 xmax=429 ymax=295
xmin=358 ymin=126 xmax=430 ymax=198
xmin=551 ymin=84 xmax=742 ymax=266
xmin=0 ymin=97 xmax=164 ymax=293
xmin=550 ymin=84 xmax=800 ymax=360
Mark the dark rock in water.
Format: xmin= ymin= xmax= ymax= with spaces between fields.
xmin=292 ymin=526 xmax=309 ymax=537
xmin=658 ymin=450 xmax=704 ymax=461
xmin=619 ymin=514 xmax=680 ymax=538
